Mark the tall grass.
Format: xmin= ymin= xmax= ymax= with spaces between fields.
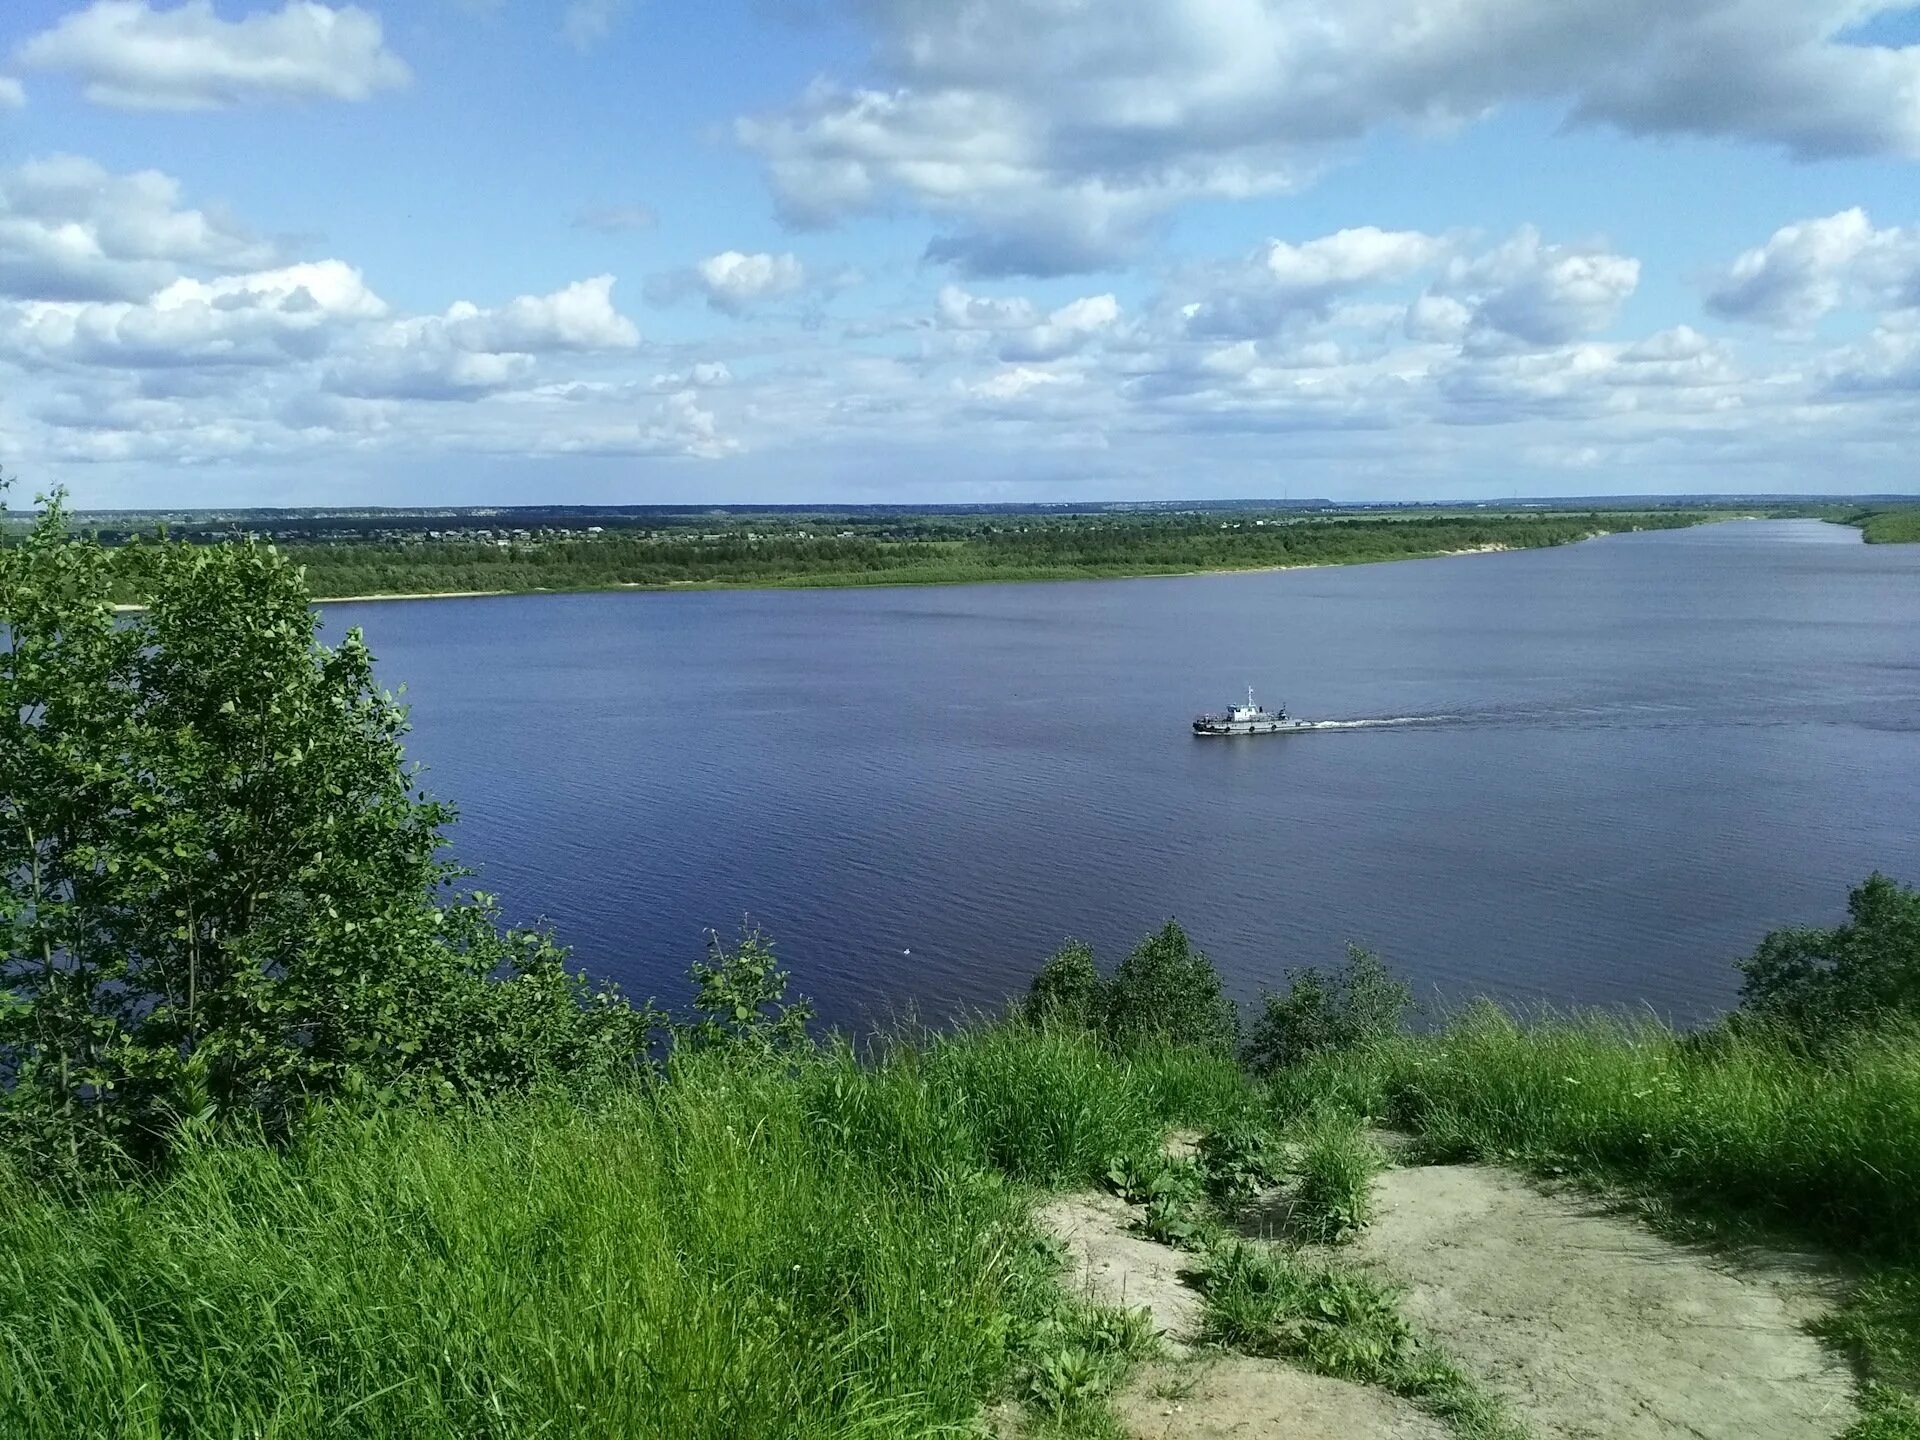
xmin=0 ymin=1026 xmax=1254 ymax=1439
xmin=1274 ymin=1004 xmax=1920 ymax=1256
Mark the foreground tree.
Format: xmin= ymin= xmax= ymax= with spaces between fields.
xmin=1 ymin=490 xmax=654 ymax=1169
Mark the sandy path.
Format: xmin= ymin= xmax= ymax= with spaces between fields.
xmin=1035 ymin=1191 xmax=1447 ymax=1439
xmin=1347 ymin=1163 xmax=1858 ymax=1440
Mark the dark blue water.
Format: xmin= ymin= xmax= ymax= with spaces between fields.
xmin=326 ymin=520 xmax=1920 ymax=1029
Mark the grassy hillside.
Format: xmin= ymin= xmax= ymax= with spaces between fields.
xmin=4 ymin=1009 xmax=1919 ymax=1438
xmin=0 ymin=1031 xmax=1252 ymax=1439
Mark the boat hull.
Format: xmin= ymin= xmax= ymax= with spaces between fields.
xmin=1192 ymin=719 xmax=1311 ymax=736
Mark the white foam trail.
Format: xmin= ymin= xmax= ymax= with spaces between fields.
xmin=1298 ymin=715 xmax=1460 ymax=730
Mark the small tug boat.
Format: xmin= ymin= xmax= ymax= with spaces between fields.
xmin=1193 ymin=687 xmax=1310 ymax=737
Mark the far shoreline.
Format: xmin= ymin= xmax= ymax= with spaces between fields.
xmin=108 ymin=537 xmax=1550 ymax=612
xmin=107 ymin=520 xmax=1769 ymax=612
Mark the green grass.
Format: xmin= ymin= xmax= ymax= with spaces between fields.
xmin=1289 ymin=1107 xmax=1387 ymax=1244
xmin=1197 ymin=1240 xmax=1525 ymax=1440
xmin=1853 ymin=509 xmax=1920 ymax=544
xmin=1270 ymin=1004 xmax=1920 ymax=1418
xmin=0 ymin=1027 xmax=1253 ymax=1439
xmin=8 ymin=1003 xmax=1920 ymax=1434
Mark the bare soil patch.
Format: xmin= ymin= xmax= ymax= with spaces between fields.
xmin=1035 ymin=1191 xmax=1446 ymax=1439
xmin=1114 ymin=1356 xmax=1448 ymax=1440
xmin=1036 ymin=1191 xmax=1207 ymax=1354
xmin=1347 ymin=1162 xmax=1858 ymax=1440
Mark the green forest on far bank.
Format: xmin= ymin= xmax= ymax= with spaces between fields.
xmin=1854 ymin=508 xmax=1920 ymax=544
xmin=103 ymin=508 xmax=1714 ymax=602
xmin=5 ymin=488 xmax=1920 ymax=1439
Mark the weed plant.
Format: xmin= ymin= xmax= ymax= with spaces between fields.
xmin=1197 ymin=1241 xmax=1524 ymax=1440
xmin=1291 ymin=1108 xmax=1386 ymax=1244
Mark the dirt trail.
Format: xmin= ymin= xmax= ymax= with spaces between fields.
xmin=1037 ymin=1192 xmax=1207 ymax=1354
xmin=1035 ymin=1192 xmax=1446 ymax=1439
xmin=1347 ymin=1163 xmax=1858 ymax=1440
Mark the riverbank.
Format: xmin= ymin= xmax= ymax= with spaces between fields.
xmin=105 ymin=526 xmax=1653 ymax=610
xmin=1852 ymin=508 xmax=1920 ymax=544
xmin=146 ymin=508 xmax=1697 ymax=605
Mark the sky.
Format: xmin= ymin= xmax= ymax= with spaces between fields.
xmin=0 ymin=1 xmax=1917 ymax=507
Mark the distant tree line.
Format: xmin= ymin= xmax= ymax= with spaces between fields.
xmin=94 ymin=510 xmax=1707 ymax=602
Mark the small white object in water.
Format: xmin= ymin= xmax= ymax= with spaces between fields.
xmin=903 ymin=948 xmax=911 ymax=955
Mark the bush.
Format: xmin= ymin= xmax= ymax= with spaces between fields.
xmin=682 ymin=925 xmax=813 ymax=1053
xmin=0 ymin=490 xmax=656 ymax=1170
xmin=1243 ymin=944 xmax=1413 ymax=1075
xmin=1738 ymin=873 xmax=1920 ymax=1047
xmin=1102 ymin=921 xmax=1240 ymax=1054
xmin=1025 ymin=938 xmax=1104 ymax=1029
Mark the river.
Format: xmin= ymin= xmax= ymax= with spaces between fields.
xmin=327 ymin=519 xmax=1920 ymax=1029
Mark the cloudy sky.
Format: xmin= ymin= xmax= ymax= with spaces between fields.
xmin=0 ymin=1 xmax=1917 ymax=507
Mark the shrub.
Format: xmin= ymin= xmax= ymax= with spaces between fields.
xmin=1025 ymin=938 xmax=1104 ymax=1029
xmin=1102 ymin=921 xmax=1240 ymax=1054
xmin=0 ymin=490 xmax=656 ymax=1170
xmin=1737 ymin=873 xmax=1920 ymax=1047
xmin=1243 ymin=944 xmax=1413 ymax=1075
xmin=682 ymin=925 xmax=813 ymax=1054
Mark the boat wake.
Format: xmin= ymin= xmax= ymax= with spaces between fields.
xmin=1297 ymin=714 xmax=1460 ymax=731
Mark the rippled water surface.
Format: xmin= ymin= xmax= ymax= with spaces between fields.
xmin=328 ymin=520 xmax=1920 ymax=1027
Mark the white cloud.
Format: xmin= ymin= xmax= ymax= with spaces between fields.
xmin=1707 ymin=209 xmax=1920 ymax=327
xmin=1435 ymin=228 xmax=1640 ymax=348
xmin=968 ymin=365 xmax=1080 ymax=402
xmin=0 ymin=77 xmax=24 ymax=109
xmin=323 ymin=277 xmax=638 ymax=400
xmin=1405 ymin=293 xmax=1473 ymax=344
xmin=1178 ymin=228 xmax=1449 ymax=338
xmin=936 ymin=284 xmax=1038 ymax=331
xmin=0 ymin=260 xmax=386 ymax=369
xmin=16 ymin=1 xmax=410 ymax=110
xmin=739 ymin=0 xmax=1920 ymax=275
xmin=650 ymin=361 xmax=733 ymax=389
xmin=442 ymin=275 xmax=639 ymax=353
xmin=0 ymin=155 xmax=274 ymax=301
xmin=561 ymin=0 xmax=631 ymax=53
xmin=651 ymin=251 xmax=808 ymax=315
xmin=936 ymin=284 xmax=1122 ymax=359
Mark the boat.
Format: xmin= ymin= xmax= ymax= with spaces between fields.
xmin=1193 ymin=687 xmax=1310 ymax=737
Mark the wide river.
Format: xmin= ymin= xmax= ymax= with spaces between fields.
xmin=329 ymin=520 xmax=1920 ymax=1029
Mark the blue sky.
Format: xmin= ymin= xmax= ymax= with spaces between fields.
xmin=0 ymin=1 xmax=1917 ymax=506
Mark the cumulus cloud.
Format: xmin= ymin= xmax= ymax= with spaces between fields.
xmin=1177 ymin=228 xmax=1449 ymax=338
xmin=1434 ymin=228 xmax=1640 ymax=348
xmin=650 ymin=251 xmax=808 ymax=315
xmin=936 ymin=283 xmax=1122 ymax=359
xmin=0 ymin=77 xmax=24 ymax=109
xmin=0 ymin=155 xmax=274 ymax=302
xmin=323 ymin=276 xmax=638 ymax=400
xmin=739 ymin=0 xmax=1920 ymax=275
xmin=441 ymin=275 xmax=639 ymax=353
xmin=16 ymin=1 xmax=410 ymax=110
xmin=0 ymin=260 xmax=386 ymax=369
xmin=1707 ymin=209 xmax=1920 ymax=327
